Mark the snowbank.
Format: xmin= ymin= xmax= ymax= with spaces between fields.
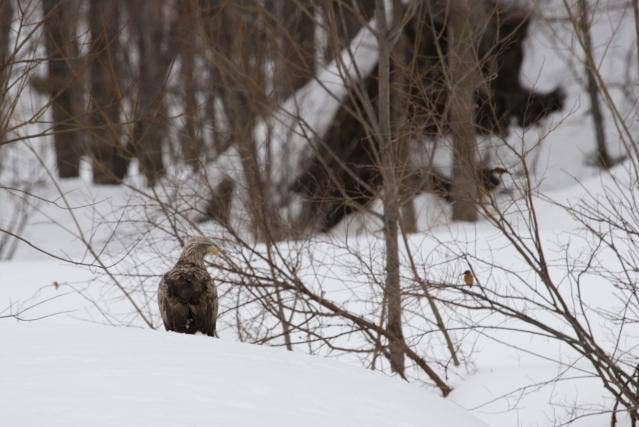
xmin=0 ymin=320 xmax=487 ymax=427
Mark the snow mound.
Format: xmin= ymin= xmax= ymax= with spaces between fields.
xmin=0 ymin=321 xmax=487 ymax=427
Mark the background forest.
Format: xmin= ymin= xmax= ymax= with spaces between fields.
xmin=1 ymin=0 xmax=639 ymax=426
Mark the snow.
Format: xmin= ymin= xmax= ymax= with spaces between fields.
xmin=0 ymin=320 xmax=486 ymax=427
xmin=2 ymin=163 xmax=637 ymax=426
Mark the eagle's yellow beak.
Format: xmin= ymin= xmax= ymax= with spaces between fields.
xmin=209 ymin=245 xmax=221 ymax=256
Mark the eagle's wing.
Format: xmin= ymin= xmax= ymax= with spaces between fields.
xmin=185 ymin=268 xmax=217 ymax=336
xmin=158 ymin=265 xmax=218 ymax=336
xmin=158 ymin=272 xmax=189 ymax=332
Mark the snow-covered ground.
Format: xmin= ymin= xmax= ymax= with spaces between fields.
xmin=1 ymin=320 xmax=487 ymax=427
xmin=1 ymin=162 xmax=637 ymax=427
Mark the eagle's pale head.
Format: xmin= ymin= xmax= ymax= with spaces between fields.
xmin=177 ymin=236 xmax=221 ymax=266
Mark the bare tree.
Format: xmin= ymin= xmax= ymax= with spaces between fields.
xmin=41 ymin=0 xmax=83 ymax=178
xmin=270 ymin=0 xmax=316 ymax=100
xmin=88 ymin=0 xmax=126 ymax=184
xmin=0 ymin=0 xmax=13 ymax=143
xmin=633 ymin=0 xmax=639 ymax=75
xmin=448 ymin=0 xmax=491 ymax=222
xmin=376 ymin=0 xmax=404 ymax=375
xmin=576 ymin=0 xmax=611 ymax=169
xmin=177 ymin=0 xmax=203 ymax=169
xmin=392 ymin=21 xmax=417 ymax=234
xmin=128 ymin=0 xmax=174 ymax=184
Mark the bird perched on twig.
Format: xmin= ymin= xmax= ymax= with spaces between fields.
xmin=479 ymin=167 xmax=510 ymax=206
xmin=480 ymin=167 xmax=509 ymax=193
xmin=462 ymin=270 xmax=474 ymax=287
xmin=158 ymin=236 xmax=221 ymax=336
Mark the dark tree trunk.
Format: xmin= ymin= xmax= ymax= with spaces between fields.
xmin=198 ymin=0 xmax=228 ymax=155
xmin=322 ymin=0 xmax=375 ymax=63
xmin=633 ymin=0 xmax=639 ymax=77
xmin=129 ymin=0 xmax=172 ymax=185
xmin=42 ymin=0 xmax=83 ymax=178
xmin=177 ymin=0 xmax=203 ymax=169
xmin=0 ymin=0 xmax=11 ymax=75
xmin=449 ymin=0 xmax=489 ymax=222
xmin=392 ymin=31 xmax=417 ymax=234
xmin=376 ymin=0 xmax=405 ymax=376
xmin=226 ymin=3 xmax=273 ymax=240
xmin=89 ymin=0 xmax=125 ymax=184
xmin=0 ymin=0 xmax=13 ymax=143
xmin=271 ymin=0 xmax=316 ymax=100
xmin=578 ymin=0 xmax=610 ymax=169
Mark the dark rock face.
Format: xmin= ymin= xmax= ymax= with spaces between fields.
xmin=292 ymin=3 xmax=565 ymax=232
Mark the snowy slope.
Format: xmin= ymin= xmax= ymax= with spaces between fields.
xmin=0 ymin=320 xmax=487 ymax=427
xmin=1 ymin=163 xmax=636 ymax=427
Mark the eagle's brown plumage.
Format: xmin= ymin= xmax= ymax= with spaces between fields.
xmin=158 ymin=237 xmax=219 ymax=336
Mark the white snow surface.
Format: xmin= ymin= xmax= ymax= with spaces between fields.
xmin=0 ymin=320 xmax=486 ymax=427
xmin=1 ymin=163 xmax=637 ymax=427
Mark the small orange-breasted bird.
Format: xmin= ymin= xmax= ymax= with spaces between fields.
xmin=462 ymin=270 xmax=474 ymax=287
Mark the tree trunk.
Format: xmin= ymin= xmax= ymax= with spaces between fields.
xmin=376 ymin=0 xmax=405 ymax=376
xmin=89 ymin=0 xmax=125 ymax=184
xmin=221 ymin=2 xmax=267 ymax=239
xmin=392 ymin=31 xmax=417 ymax=234
xmin=209 ymin=2 xmax=283 ymax=242
xmin=449 ymin=0 xmax=488 ymax=222
xmin=0 ymin=0 xmax=13 ymax=144
xmin=271 ymin=0 xmax=315 ymax=100
xmin=177 ymin=0 xmax=203 ymax=169
xmin=633 ymin=0 xmax=639 ymax=78
xmin=322 ymin=0 xmax=375 ymax=63
xmin=0 ymin=0 xmax=11 ymax=78
xmin=42 ymin=0 xmax=83 ymax=178
xmin=198 ymin=0 xmax=227 ymax=156
xmin=129 ymin=0 xmax=170 ymax=185
xmin=578 ymin=0 xmax=610 ymax=169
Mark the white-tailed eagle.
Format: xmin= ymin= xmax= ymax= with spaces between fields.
xmin=158 ymin=236 xmax=220 ymax=336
